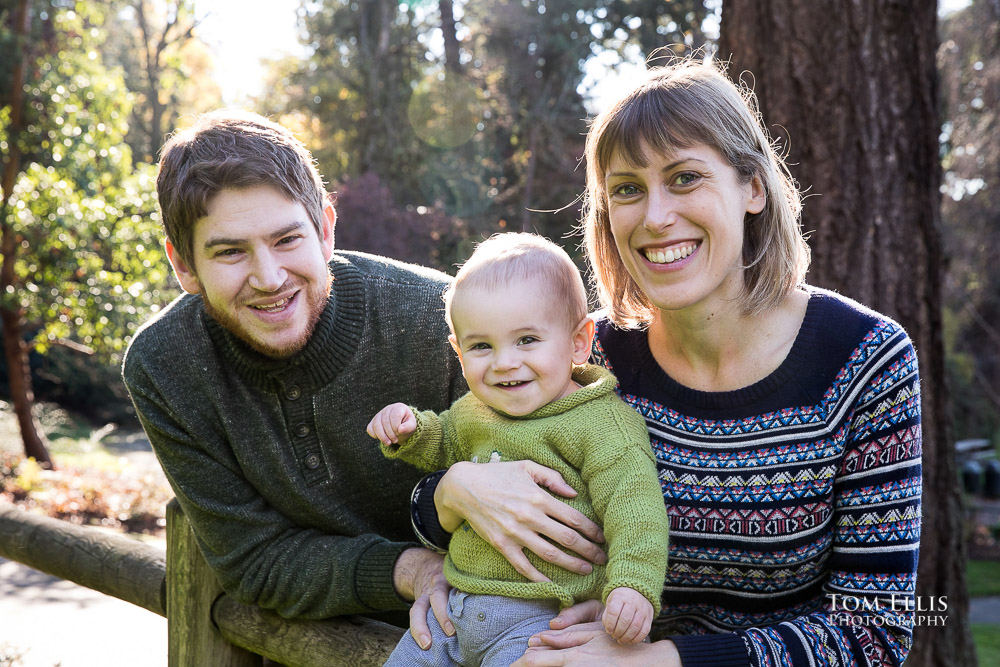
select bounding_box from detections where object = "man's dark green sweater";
[122,251,465,619]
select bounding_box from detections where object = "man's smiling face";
[167,185,335,359]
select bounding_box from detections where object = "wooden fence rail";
[0,500,403,666]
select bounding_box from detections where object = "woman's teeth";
[644,244,696,264]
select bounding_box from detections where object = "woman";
[412,59,922,666]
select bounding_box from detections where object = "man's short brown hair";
[157,110,329,268]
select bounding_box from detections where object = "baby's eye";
[517,336,538,345]
[470,342,491,351]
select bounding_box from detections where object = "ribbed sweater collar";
[203,254,366,392]
[511,364,616,420]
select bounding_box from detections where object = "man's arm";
[126,359,418,619]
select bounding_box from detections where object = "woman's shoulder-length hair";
[582,58,810,329]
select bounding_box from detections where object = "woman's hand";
[512,611,682,667]
[513,622,681,666]
[435,460,607,581]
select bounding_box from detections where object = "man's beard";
[203,271,333,359]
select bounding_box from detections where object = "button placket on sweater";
[279,380,328,486]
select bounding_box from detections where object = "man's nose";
[248,252,288,292]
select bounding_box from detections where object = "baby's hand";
[366,403,416,446]
[602,587,653,644]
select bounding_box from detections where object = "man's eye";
[278,235,301,245]
[215,248,241,257]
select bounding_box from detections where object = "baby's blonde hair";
[445,233,588,334]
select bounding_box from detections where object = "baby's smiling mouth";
[496,380,529,388]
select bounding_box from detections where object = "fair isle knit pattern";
[592,287,921,667]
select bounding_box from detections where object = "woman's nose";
[643,189,678,234]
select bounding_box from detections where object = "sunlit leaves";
[3,1,179,367]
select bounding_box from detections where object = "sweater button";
[477,612,486,621]
[285,386,301,400]
[295,424,310,437]
[305,453,321,470]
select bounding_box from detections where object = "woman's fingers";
[438,460,607,573]
[548,599,604,630]
[524,462,606,544]
[528,621,607,649]
[480,506,602,577]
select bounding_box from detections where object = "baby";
[368,233,668,666]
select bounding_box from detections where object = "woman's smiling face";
[604,142,765,317]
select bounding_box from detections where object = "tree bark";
[719,1,972,665]
[1,0,53,468]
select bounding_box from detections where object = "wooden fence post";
[166,499,262,667]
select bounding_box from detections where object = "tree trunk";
[1,0,53,468]
[720,1,972,665]
[440,0,461,74]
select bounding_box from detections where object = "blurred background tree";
[103,0,220,163]
[0,0,189,465]
[257,0,712,271]
[939,0,1000,448]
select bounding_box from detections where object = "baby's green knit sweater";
[383,364,669,612]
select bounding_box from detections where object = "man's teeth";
[644,244,697,264]
[251,296,291,312]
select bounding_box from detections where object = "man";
[122,110,465,625]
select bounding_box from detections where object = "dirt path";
[1,555,167,667]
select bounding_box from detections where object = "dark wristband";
[410,470,451,554]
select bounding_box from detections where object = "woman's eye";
[673,172,699,187]
[611,183,640,197]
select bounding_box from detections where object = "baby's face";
[450,279,588,417]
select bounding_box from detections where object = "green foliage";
[2,2,179,369]
[967,560,1000,598]
[973,624,1000,666]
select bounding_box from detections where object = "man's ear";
[320,202,336,261]
[571,316,596,365]
[165,239,202,295]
